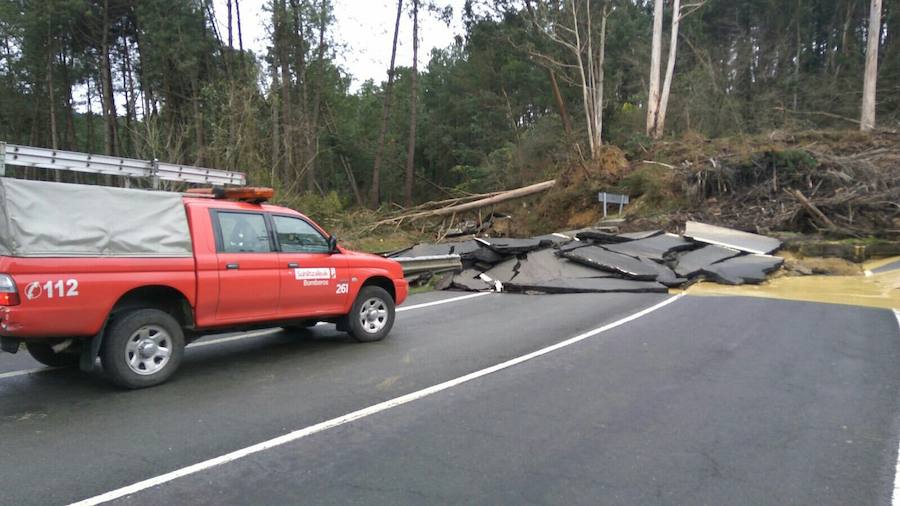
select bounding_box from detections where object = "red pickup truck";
[0,179,407,388]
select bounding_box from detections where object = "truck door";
[271,215,349,317]
[213,210,280,322]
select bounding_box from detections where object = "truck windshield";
[273,216,330,254]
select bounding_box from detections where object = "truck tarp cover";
[0,178,192,257]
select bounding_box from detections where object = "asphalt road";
[1,290,899,505]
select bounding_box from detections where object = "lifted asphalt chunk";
[507,277,667,294]
[512,249,613,284]
[476,237,552,255]
[451,269,493,291]
[700,254,784,285]
[602,233,695,262]
[684,221,782,255]
[561,246,661,280]
[673,244,742,277]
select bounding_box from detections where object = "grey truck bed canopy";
[0,178,192,257]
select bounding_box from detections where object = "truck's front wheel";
[101,309,185,389]
[347,286,395,343]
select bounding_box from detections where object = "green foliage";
[0,0,896,213]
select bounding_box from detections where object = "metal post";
[0,142,6,177]
[602,193,608,218]
[150,159,160,190]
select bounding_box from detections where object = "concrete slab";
[450,269,493,291]
[674,245,743,277]
[700,254,784,285]
[476,237,552,255]
[602,233,695,261]
[513,249,612,284]
[561,246,661,280]
[507,277,668,294]
[684,221,782,255]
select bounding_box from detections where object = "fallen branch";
[373,180,556,228]
[788,189,837,230]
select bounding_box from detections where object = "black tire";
[101,308,185,389]
[347,286,395,343]
[25,341,80,367]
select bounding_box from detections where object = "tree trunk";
[270,74,281,186]
[369,0,404,208]
[549,70,573,137]
[276,0,293,181]
[403,0,419,206]
[99,0,118,156]
[227,0,233,48]
[235,0,244,51]
[652,0,681,140]
[46,30,58,151]
[308,0,327,194]
[86,78,96,153]
[860,0,882,131]
[646,0,664,136]
[192,83,205,166]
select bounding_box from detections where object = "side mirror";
[328,235,338,254]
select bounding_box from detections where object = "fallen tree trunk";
[375,179,556,227]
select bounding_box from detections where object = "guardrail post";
[150,159,160,190]
[0,142,6,177]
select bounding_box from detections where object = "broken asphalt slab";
[481,257,521,283]
[507,277,668,294]
[476,237,552,255]
[617,230,663,240]
[450,269,493,291]
[684,221,782,255]
[511,248,614,284]
[561,246,662,281]
[673,245,743,277]
[602,233,695,262]
[700,254,785,285]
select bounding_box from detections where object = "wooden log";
[403,180,556,220]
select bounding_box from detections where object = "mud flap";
[1,337,20,354]
[79,327,105,372]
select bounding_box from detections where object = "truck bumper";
[394,278,409,306]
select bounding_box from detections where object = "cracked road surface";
[1,290,899,505]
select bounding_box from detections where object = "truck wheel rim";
[359,297,388,334]
[125,325,172,376]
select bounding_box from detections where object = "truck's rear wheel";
[347,286,395,342]
[25,342,80,368]
[101,309,185,389]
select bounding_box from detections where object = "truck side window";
[273,216,330,253]
[217,212,272,253]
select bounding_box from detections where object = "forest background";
[0,0,895,236]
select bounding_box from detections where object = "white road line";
[396,292,491,312]
[0,366,61,380]
[892,309,900,506]
[0,292,492,381]
[68,293,683,506]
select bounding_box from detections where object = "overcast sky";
[211,0,466,91]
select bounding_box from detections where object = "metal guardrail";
[393,255,463,276]
[0,142,246,186]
